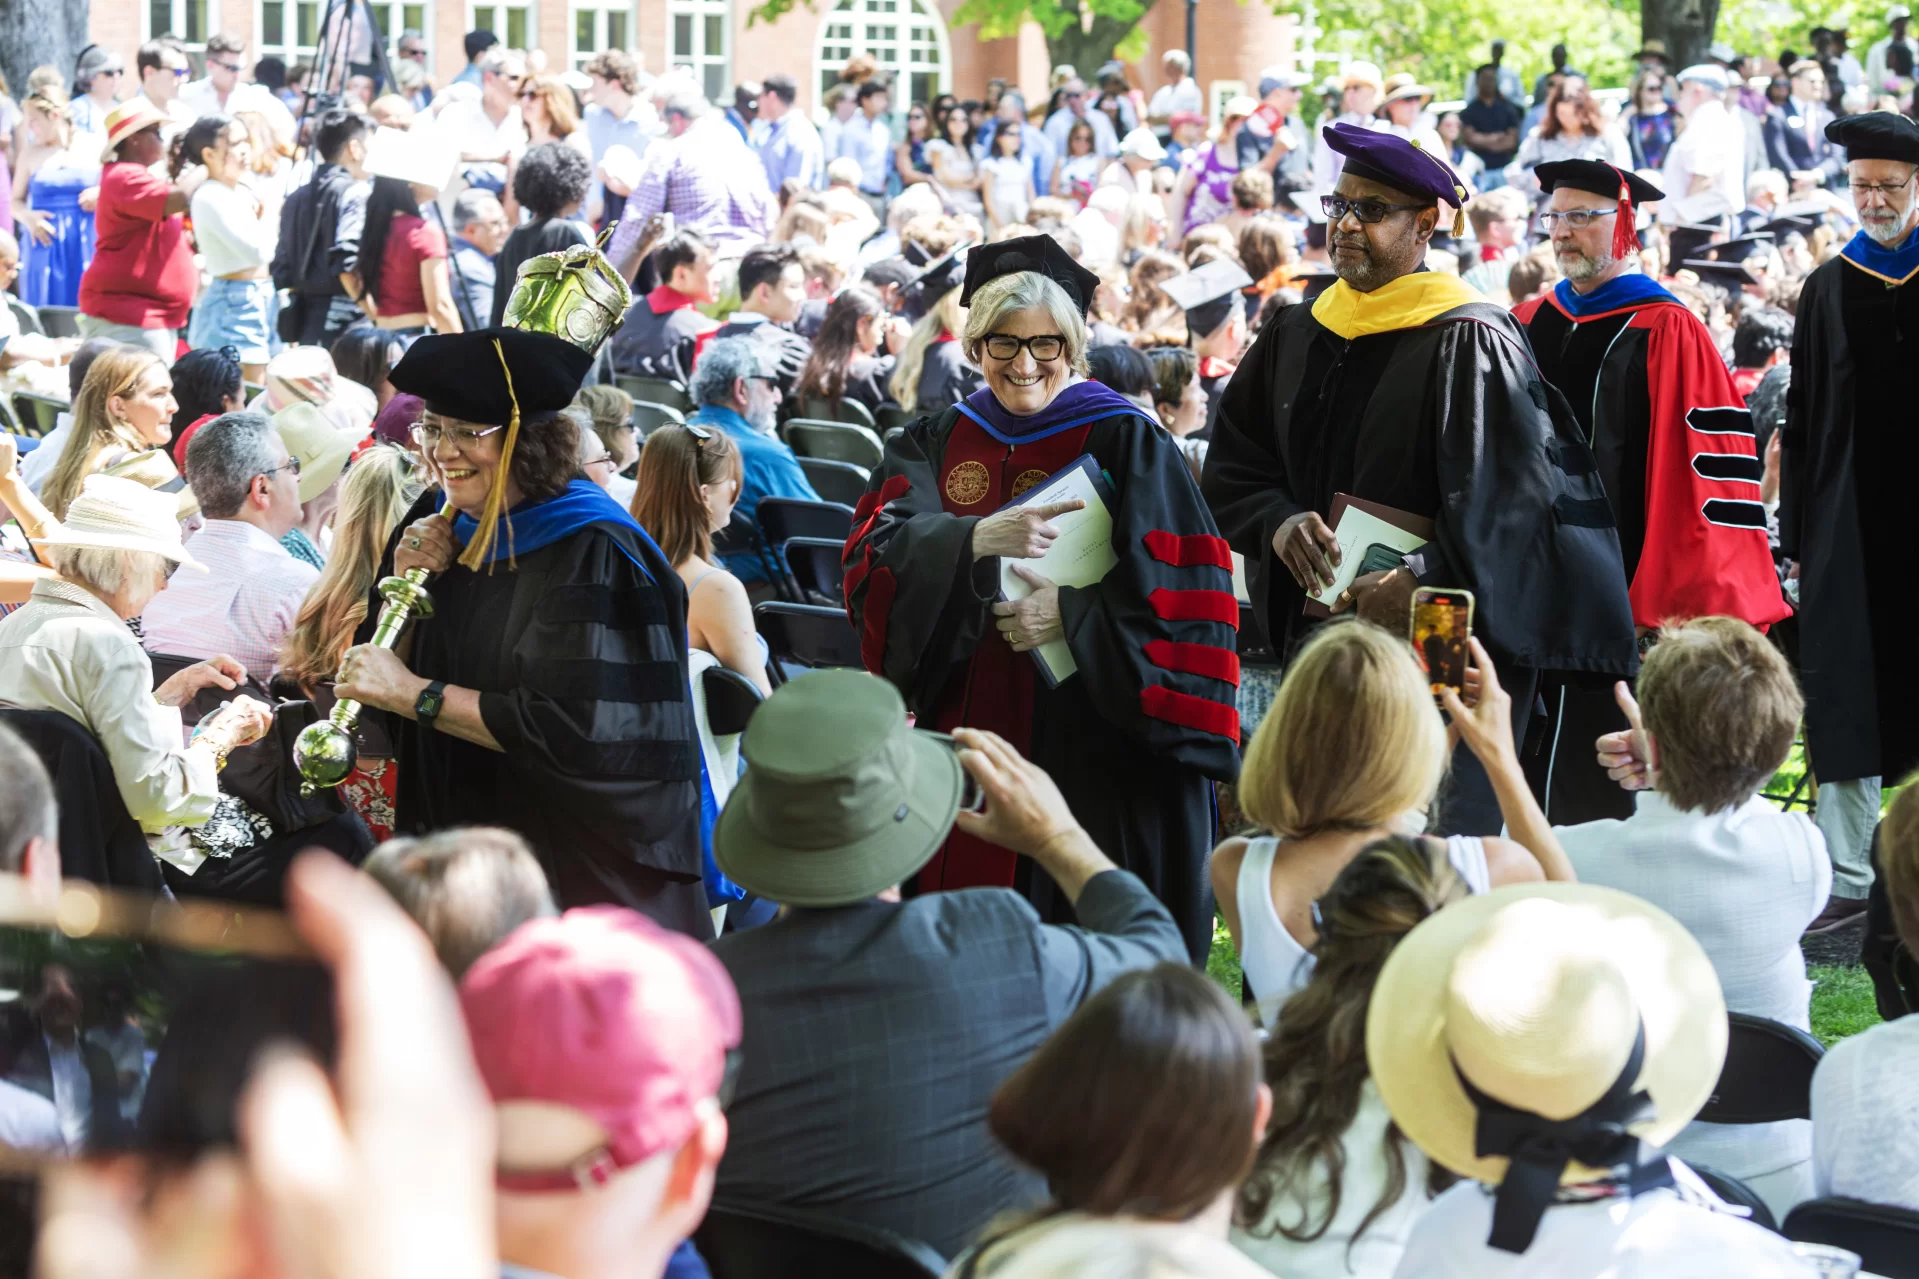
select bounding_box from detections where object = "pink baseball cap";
[460,906,743,1192]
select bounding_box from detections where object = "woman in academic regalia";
[845,235,1241,961]
[332,283,710,937]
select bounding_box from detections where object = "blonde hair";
[572,384,635,454]
[1636,617,1802,814]
[44,348,169,520]
[521,74,580,138]
[278,444,425,688]
[1238,620,1448,837]
[630,424,743,567]
[890,289,966,408]
[961,271,1090,377]
[1117,195,1168,259]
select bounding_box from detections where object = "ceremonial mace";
[292,511,447,795]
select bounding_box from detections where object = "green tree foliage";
[1299,0,1642,97]
[748,0,1147,81]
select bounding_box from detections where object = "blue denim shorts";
[187,277,279,364]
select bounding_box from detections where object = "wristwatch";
[415,680,447,733]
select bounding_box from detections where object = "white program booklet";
[998,455,1117,686]
[1306,504,1430,610]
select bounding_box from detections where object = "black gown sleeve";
[1202,310,1310,570]
[475,527,703,878]
[1423,311,1637,676]
[1059,416,1243,781]
[842,411,1000,712]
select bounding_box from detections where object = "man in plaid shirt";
[607,83,778,265]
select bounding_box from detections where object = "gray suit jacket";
[709,870,1187,1260]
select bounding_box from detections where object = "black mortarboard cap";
[959,233,1102,314]
[1292,265,1341,300]
[1704,232,1775,263]
[1827,110,1919,162]
[900,243,971,323]
[1534,159,1666,205]
[389,327,596,426]
[1682,258,1763,293]
[1160,258,1256,338]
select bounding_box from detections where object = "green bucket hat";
[713,670,964,907]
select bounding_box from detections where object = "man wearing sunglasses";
[1206,123,1637,836]
[129,37,195,139]
[1780,112,1919,932]
[1511,159,1788,828]
[179,32,295,139]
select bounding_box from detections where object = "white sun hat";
[31,474,207,572]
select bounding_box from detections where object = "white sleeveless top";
[1236,834,1492,1029]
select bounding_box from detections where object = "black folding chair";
[713,513,784,588]
[1785,1197,1919,1277]
[757,496,854,546]
[786,420,885,470]
[700,665,765,737]
[36,304,80,337]
[754,601,862,686]
[0,708,166,894]
[630,399,685,437]
[6,296,43,336]
[615,374,692,413]
[1687,1164,1778,1233]
[876,404,913,433]
[1696,1012,1824,1125]
[800,396,880,430]
[12,392,65,440]
[799,457,871,507]
[782,536,847,606]
[696,1200,946,1279]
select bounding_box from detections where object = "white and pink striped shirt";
[139,519,320,679]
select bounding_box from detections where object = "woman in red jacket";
[75,102,200,361]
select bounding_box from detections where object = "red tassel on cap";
[1609,165,1636,262]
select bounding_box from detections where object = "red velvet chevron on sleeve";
[1141,684,1241,742]
[1148,587,1240,626]
[1143,529,1233,570]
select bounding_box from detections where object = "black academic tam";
[390,328,597,426]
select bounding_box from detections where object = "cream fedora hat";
[1367,883,1726,1242]
[32,474,207,571]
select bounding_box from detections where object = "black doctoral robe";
[843,383,1242,961]
[1781,251,1919,784]
[1206,285,1637,831]
[362,483,711,937]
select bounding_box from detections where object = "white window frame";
[813,0,951,111]
[667,0,731,107]
[254,0,435,78]
[570,0,634,70]
[467,0,538,53]
[145,0,216,58]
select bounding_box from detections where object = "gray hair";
[662,84,709,121]
[362,826,557,977]
[451,188,502,232]
[0,721,56,875]
[690,336,764,409]
[43,545,169,596]
[1163,49,1191,74]
[572,407,606,465]
[961,271,1090,377]
[185,411,282,519]
[478,46,522,77]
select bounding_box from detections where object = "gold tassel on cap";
[456,338,523,572]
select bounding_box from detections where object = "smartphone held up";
[1410,587,1475,696]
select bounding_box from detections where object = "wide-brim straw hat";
[1384,74,1433,104]
[31,474,206,571]
[1340,61,1386,93]
[273,402,371,505]
[100,448,199,521]
[713,669,963,907]
[101,101,168,163]
[1367,882,1727,1187]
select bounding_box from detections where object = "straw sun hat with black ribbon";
[1366,882,1728,1255]
[31,474,207,572]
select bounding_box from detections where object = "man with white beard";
[1510,158,1788,827]
[1780,111,1919,934]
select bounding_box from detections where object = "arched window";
[814,0,950,109]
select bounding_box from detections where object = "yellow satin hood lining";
[1310,271,1487,340]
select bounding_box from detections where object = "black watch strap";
[416,680,447,733]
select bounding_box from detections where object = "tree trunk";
[1641,0,1721,75]
[1043,4,1138,87]
[0,0,88,117]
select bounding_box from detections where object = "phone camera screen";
[1412,596,1471,694]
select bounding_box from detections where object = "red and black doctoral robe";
[843,381,1241,961]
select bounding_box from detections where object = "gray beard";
[1559,250,1614,282]
[1863,211,1916,245]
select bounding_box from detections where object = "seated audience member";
[0,722,61,903]
[1460,187,1528,299]
[461,906,739,1279]
[330,325,406,413]
[572,384,639,507]
[1376,885,1819,1278]
[684,338,819,591]
[1234,837,1469,1279]
[861,255,916,312]
[139,412,319,677]
[1237,215,1296,298]
[0,476,280,886]
[255,344,378,434]
[1729,306,1793,399]
[795,246,847,338]
[1814,782,1919,1209]
[631,423,770,694]
[1086,341,1156,413]
[708,673,1190,1259]
[1145,345,1208,480]
[363,826,556,977]
[448,188,508,333]
[708,241,812,399]
[890,252,981,414]
[268,401,362,570]
[609,228,722,384]
[950,964,1274,1278]
[1211,621,1569,1029]
[793,286,898,417]
[166,345,248,465]
[41,347,177,521]
[19,339,124,495]
[1565,618,1825,1217]
[490,142,594,327]
[276,442,421,840]
[0,233,80,373]
[1503,243,1560,307]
